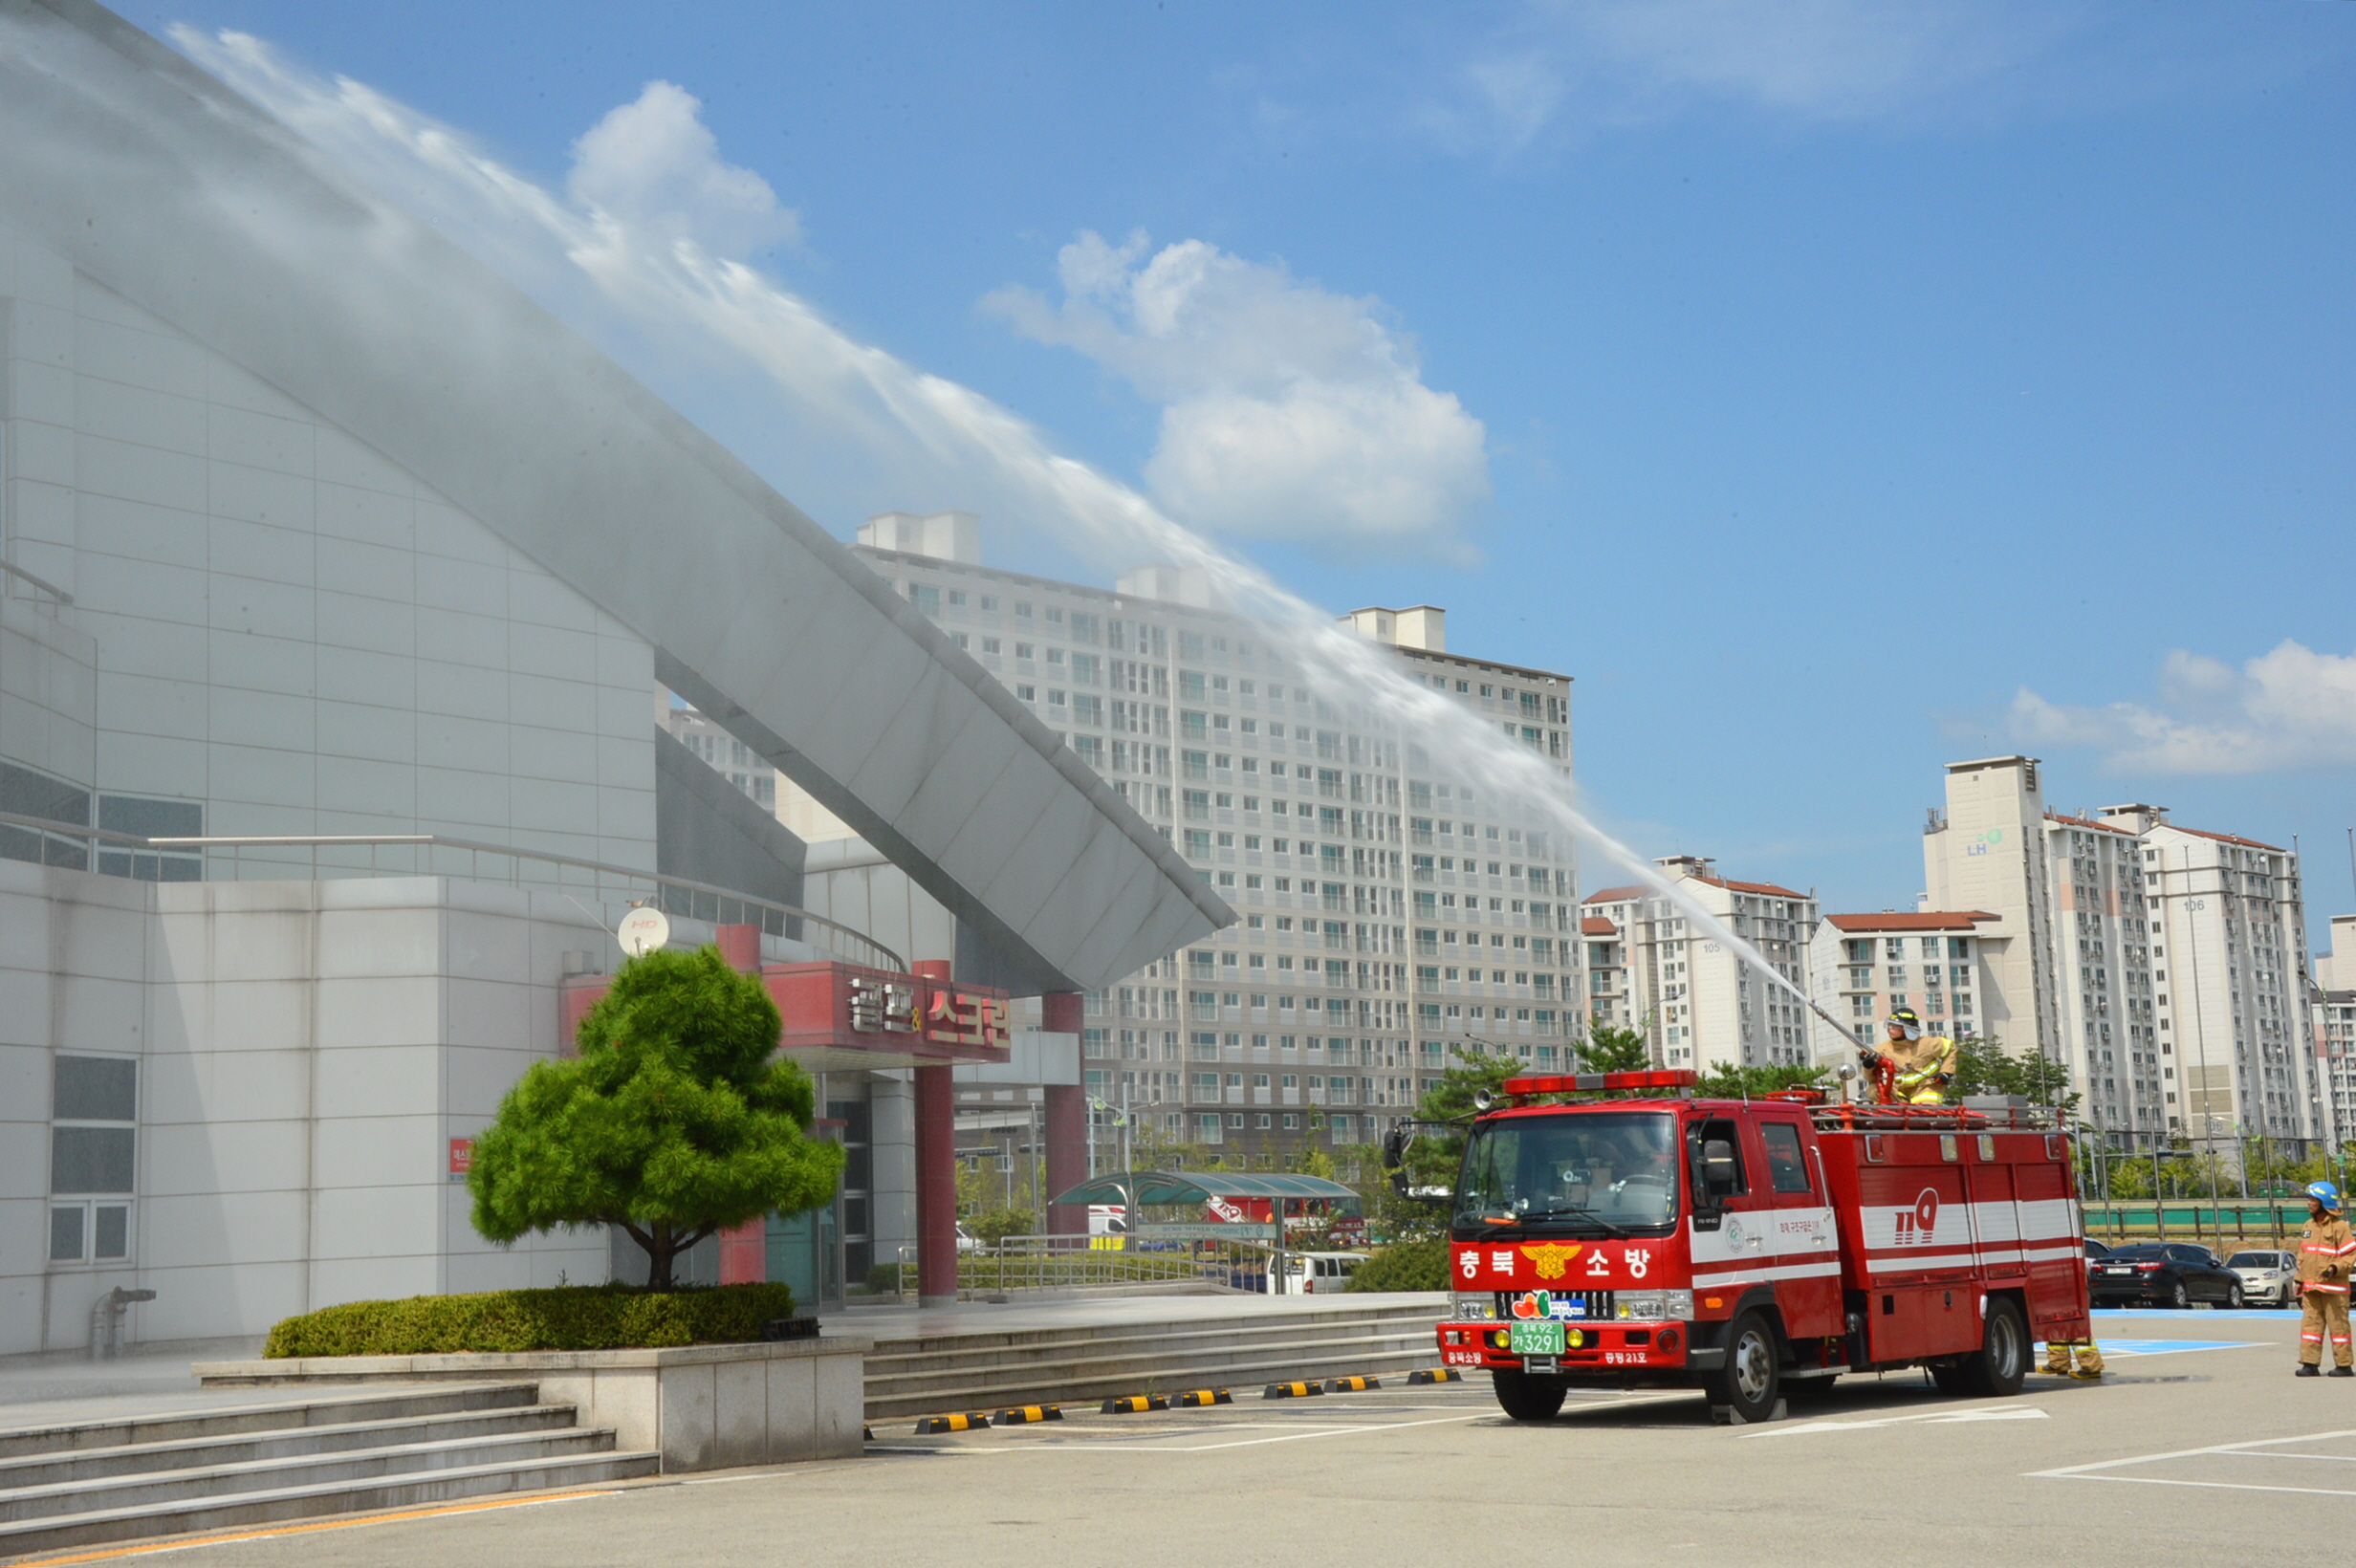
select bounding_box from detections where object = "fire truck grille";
[1495,1289,1615,1321]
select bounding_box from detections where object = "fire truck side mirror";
[1701,1139,1739,1197]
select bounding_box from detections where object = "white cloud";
[1425,0,2086,152]
[986,232,1489,556]
[567,81,799,256]
[2010,642,2356,774]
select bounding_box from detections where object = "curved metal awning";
[1051,1171,1363,1207]
[0,0,1229,993]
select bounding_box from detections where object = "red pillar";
[716,924,767,1285]
[1041,991,1089,1237]
[913,959,958,1305]
[714,922,762,971]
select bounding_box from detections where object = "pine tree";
[1578,1019,1653,1073]
[469,946,844,1288]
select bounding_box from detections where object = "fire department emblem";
[1519,1242,1582,1280]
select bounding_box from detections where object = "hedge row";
[1346,1239,1449,1293]
[264,1282,797,1358]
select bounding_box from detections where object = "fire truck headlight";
[1451,1293,1497,1320]
[1613,1290,1695,1321]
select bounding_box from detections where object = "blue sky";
[124,1,2356,930]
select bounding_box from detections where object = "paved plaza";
[2,1307,2344,1567]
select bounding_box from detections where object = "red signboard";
[768,962,1013,1061]
[559,960,1013,1064]
[447,1138,473,1178]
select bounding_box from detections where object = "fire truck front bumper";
[1435,1320,1694,1376]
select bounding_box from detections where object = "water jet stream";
[38,20,1865,1069]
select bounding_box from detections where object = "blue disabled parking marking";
[2093,1309,2303,1321]
[2092,1339,2267,1358]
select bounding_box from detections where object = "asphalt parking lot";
[21,1308,2350,1568]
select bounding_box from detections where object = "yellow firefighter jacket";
[2298,1213,2356,1294]
[1887,1034,1957,1104]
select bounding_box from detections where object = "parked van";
[1276,1252,1369,1295]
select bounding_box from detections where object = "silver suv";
[2226,1249,2299,1309]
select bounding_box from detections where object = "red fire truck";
[1432,1068,2092,1424]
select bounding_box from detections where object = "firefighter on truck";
[1860,1007,1955,1106]
[1432,1067,2093,1425]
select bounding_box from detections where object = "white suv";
[2226,1249,2299,1308]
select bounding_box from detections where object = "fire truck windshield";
[1452,1111,1681,1235]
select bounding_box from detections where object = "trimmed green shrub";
[263,1282,796,1358]
[1346,1239,1449,1293]
[469,947,843,1289]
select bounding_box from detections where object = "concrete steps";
[864,1301,1449,1421]
[0,1383,657,1557]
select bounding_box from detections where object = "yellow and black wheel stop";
[992,1405,1065,1426]
[1101,1394,1171,1413]
[913,1412,993,1434]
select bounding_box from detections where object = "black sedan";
[2088,1242,2245,1309]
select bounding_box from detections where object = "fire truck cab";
[1433,1069,2092,1425]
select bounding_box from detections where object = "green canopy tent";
[1049,1171,1364,1238]
[1051,1171,1363,1208]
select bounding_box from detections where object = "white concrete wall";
[0,231,656,870]
[796,839,958,968]
[0,859,617,1356]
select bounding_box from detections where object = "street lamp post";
[2178,847,2230,1252]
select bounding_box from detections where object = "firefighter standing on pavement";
[2296,1181,2356,1377]
[2043,1332,2105,1380]
[1860,1008,1957,1106]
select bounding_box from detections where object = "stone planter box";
[193,1337,871,1472]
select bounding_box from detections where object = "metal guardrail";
[0,558,75,606]
[0,808,903,971]
[886,1232,1296,1299]
[2082,1200,2318,1244]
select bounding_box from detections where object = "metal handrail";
[884,1232,1285,1299]
[0,558,75,605]
[0,807,903,971]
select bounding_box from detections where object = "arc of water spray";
[155,25,1873,1068]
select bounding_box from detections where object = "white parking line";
[1743,1405,2049,1440]
[1046,1412,1492,1451]
[2029,1426,2356,1497]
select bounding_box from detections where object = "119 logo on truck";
[1432,1069,2091,1424]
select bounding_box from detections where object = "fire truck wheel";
[1491,1367,1569,1423]
[1962,1297,2029,1398]
[1710,1311,1781,1425]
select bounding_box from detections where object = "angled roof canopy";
[0,0,1228,990]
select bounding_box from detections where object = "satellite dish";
[617,906,670,958]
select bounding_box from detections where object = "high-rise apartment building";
[2317,915,2355,1155]
[1582,859,1819,1071]
[1921,756,2321,1151]
[1806,911,2002,1059]
[830,514,1580,1156]
[2102,804,2322,1150]
[660,696,777,812]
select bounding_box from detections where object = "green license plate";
[1508,1320,1565,1356]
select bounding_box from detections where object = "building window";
[50,1055,136,1265]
